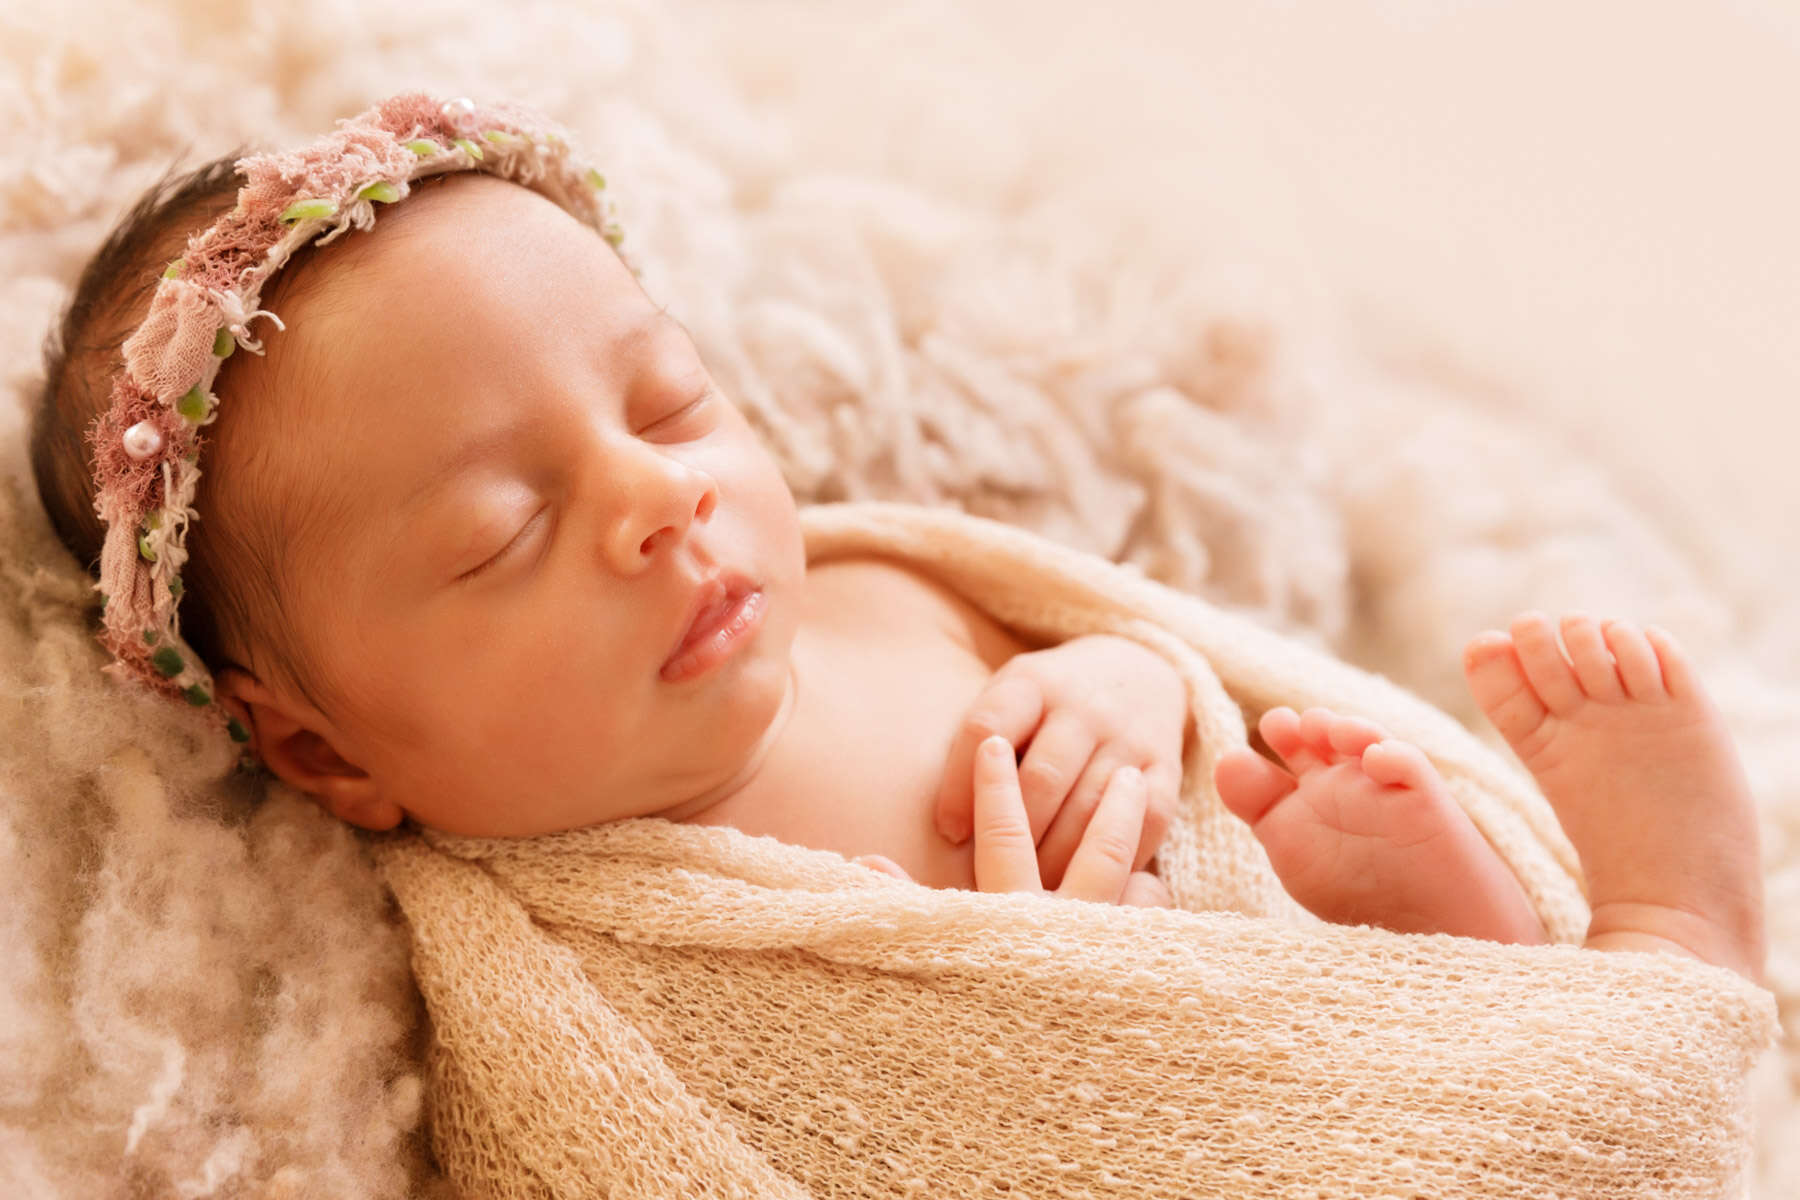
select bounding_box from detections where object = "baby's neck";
[650,564,869,827]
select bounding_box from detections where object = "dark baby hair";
[29,149,347,733]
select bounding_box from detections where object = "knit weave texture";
[373,500,1778,1199]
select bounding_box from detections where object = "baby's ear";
[213,666,404,831]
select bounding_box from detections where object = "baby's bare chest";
[692,559,1037,889]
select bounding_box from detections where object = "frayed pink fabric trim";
[86,91,626,752]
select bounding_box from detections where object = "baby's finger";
[970,734,1045,896]
[851,854,913,882]
[1055,766,1147,904]
[1033,749,1121,890]
[935,676,1045,845]
[1133,760,1182,873]
[1120,869,1173,909]
[1014,715,1100,843]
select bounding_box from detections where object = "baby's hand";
[863,737,1172,907]
[933,634,1188,890]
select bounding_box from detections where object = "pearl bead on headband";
[86,91,628,763]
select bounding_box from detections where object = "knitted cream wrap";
[371,500,1778,1199]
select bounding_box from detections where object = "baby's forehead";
[220,175,634,528]
[318,179,597,316]
[271,175,635,395]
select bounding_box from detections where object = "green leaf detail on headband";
[168,576,183,599]
[162,258,185,280]
[213,327,235,358]
[483,130,519,146]
[145,509,163,531]
[603,224,624,249]
[453,138,484,161]
[177,387,209,422]
[226,716,251,743]
[586,168,606,191]
[405,139,440,157]
[142,629,158,645]
[279,197,339,224]
[182,684,212,707]
[150,646,183,678]
[99,594,108,614]
[357,180,401,204]
[137,535,156,562]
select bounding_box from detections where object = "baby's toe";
[1509,611,1585,716]
[1298,707,1344,763]
[1214,747,1297,826]
[1361,739,1435,791]
[1326,713,1389,760]
[1560,613,1624,701]
[1642,623,1701,703]
[1260,707,1327,774]
[1600,619,1666,701]
[1464,630,1550,750]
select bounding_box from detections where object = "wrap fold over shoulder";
[369,500,1778,1199]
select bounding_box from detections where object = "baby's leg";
[1464,612,1766,983]
[1215,707,1547,943]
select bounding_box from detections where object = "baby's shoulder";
[807,555,957,625]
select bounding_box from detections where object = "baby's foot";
[1464,612,1766,983]
[1215,707,1547,942]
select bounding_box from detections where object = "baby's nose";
[602,450,717,568]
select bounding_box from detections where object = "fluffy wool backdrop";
[1,1,1795,1195]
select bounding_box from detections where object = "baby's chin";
[709,636,800,775]
[648,643,800,825]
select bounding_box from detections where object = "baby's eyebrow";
[395,309,683,517]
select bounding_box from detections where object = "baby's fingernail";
[855,855,903,879]
[939,816,970,845]
[981,735,1010,760]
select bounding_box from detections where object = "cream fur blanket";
[375,499,1776,1197]
[4,1,1799,1197]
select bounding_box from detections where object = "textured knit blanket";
[373,500,1778,1199]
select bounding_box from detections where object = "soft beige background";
[703,0,1799,622]
[1188,1,1800,614]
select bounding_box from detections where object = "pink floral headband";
[86,91,626,760]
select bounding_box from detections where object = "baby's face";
[219,172,806,836]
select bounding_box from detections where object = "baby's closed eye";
[459,508,550,581]
[638,384,717,437]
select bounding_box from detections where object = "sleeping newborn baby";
[34,168,1765,985]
